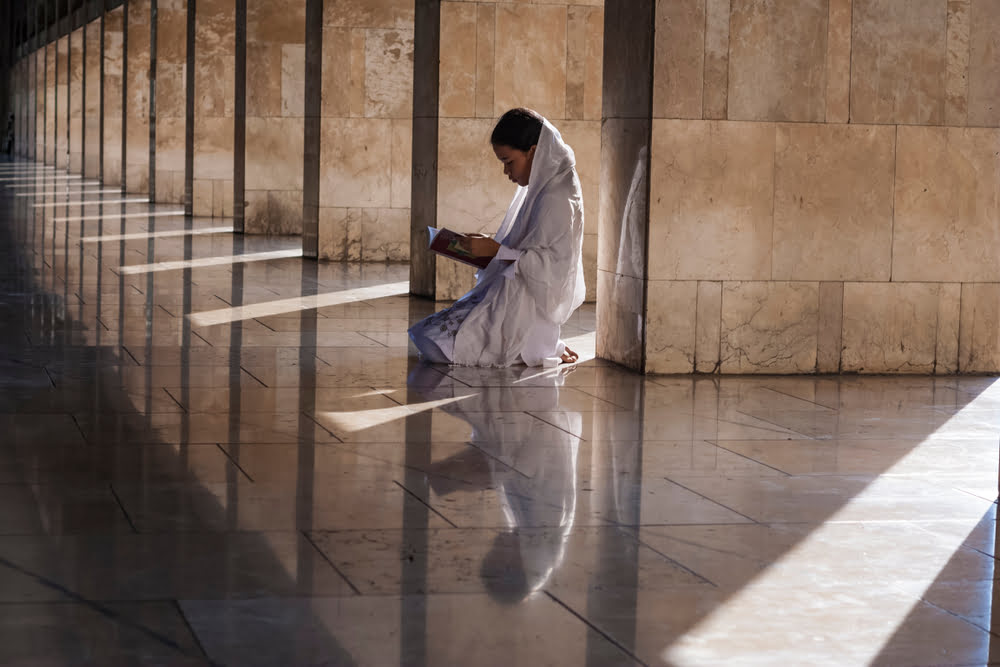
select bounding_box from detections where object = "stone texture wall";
[83,18,102,178]
[317,0,415,261]
[600,0,1000,374]
[68,27,84,173]
[412,0,603,301]
[44,44,55,164]
[55,36,68,169]
[193,0,235,217]
[126,0,151,193]
[244,1,306,234]
[103,7,124,185]
[155,0,188,203]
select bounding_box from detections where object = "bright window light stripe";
[33,197,149,208]
[54,209,186,223]
[17,188,124,197]
[188,281,410,327]
[119,248,303,276]
[0,174,83,183]
[82,226,234,243]
[7,180,102,189]
[316,393,476,434]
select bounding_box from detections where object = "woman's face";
[493,143,536,187]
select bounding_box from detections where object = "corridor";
[0,160,997,665]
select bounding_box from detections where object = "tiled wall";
[244,1,306,234]
[68,27,84,174]
[103,7,124,185]
[155,0,188,204]
[34,49,44,161]
[125,0,151,193]
[606,0,1000,374]
[55,36,69,170]
[193,0,235,217]
[317,0,414,261]
[83,18,102,178]
[44,44,55,164]
[427,0,603,301]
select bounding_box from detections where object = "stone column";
[69,26,84,173]
[317,0,414,261]
[193,0,235,218]
[243,1,306,234]
[102,6,124,185]
[55,35,68,169]
[599,0,1000,375]
[83,15,102,178]
[409,0,604,301]
[154,0,186,203]
[125,0,151,192]
[44,42,55,164]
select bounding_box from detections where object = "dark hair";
[490,108,543,152]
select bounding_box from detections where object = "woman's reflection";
[407,363,580,603]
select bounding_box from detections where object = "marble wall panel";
[648,119,775,281]
[319,117,393,209]
[155,2,187,202]
[596,269,645,370]
[440,2,478,118]
[46,44,57,165]
[817,281,844,373]
[772,123,894,281]
[494,4,567,120]
[653,0,705,119]
[247,0,306,233]
[850,0,947,125]
[936,282,961,374]
[892,126,1000,282]
[645,280,699,373]
[103,9,125,185]
[55,37,68,169]
[325,0,415,29]
[946,0,971,126]
[703,0,732,120]
[69,28,84,174]
[318,207,362,261]
[566,5,603,121]
[841,282,942,374]
[126,0,151,193]
[720,282,819,374]
[695,281,723,373]
[727,0,829,122]
[365,29,414,118]
[967,0,1000,126]
[194,0,236,217]
[959,283,1000,372]
[390,119,412,210]
[825,0,852,122]
[35,50,44,161]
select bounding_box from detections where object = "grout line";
[172,599,220,664]
[215,444,255,483]
[392,480,458,528]
[108,483,139,533]
[543,591,651,667]
[302,530,364,596]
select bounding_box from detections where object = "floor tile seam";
[704,440,794,477]
[356,331,389,348]
[300,530,363,596]
[611,526,718,587]
[298,411,343,443]
[727,409,820,439]
[522,410,588,441]
[660,476,761,525]
[390,480,459,528]
[913,595,1000,639]
[172,599,218,665]
[238,365,268,388]
[108,483,139,533]
[542,590,650,667]
[214,444,255,483]
[757,386,841,412]
[121,345,141,366]
[190,330,215,347]
[0,550,211,663]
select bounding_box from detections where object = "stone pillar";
[193,0,235,218]
[125,0,151,193]
[44,42,55,164]
[599,0,1000,375]
[154,0,186,203]
[317,0,414,261]
[69,26,84,173]
[102,6,124,185]
[83,16,102,178]
[409,0,603,301]
[243,1,306,234]
[55,35,68,169]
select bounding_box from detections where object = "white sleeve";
[494,244,523,279]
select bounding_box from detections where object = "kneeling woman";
[409,108,586,368]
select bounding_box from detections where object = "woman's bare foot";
[560,347,579,364]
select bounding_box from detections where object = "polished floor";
[0,160,997,666]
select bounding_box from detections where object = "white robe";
[409,119,586,367]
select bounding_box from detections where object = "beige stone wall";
[431,0,603,301]
[628,0,1000,374]
[103,7,124,185]
[155,0,187,203]
[193,0,235,217]
[84,19,102,178]
[45,44,56,164]
[317,0,414,260]
[244,1,305,234]
[35,49,45,161]
[55,36,69,169]
[126,0,151,193]
[68,28,84,173]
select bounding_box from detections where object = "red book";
[427,227,493,269]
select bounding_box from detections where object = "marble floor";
[0,160,997,666]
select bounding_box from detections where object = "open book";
[427,227,493,269]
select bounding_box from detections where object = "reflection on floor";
[0,160,997,666]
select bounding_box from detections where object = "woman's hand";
[460,234,501,258]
